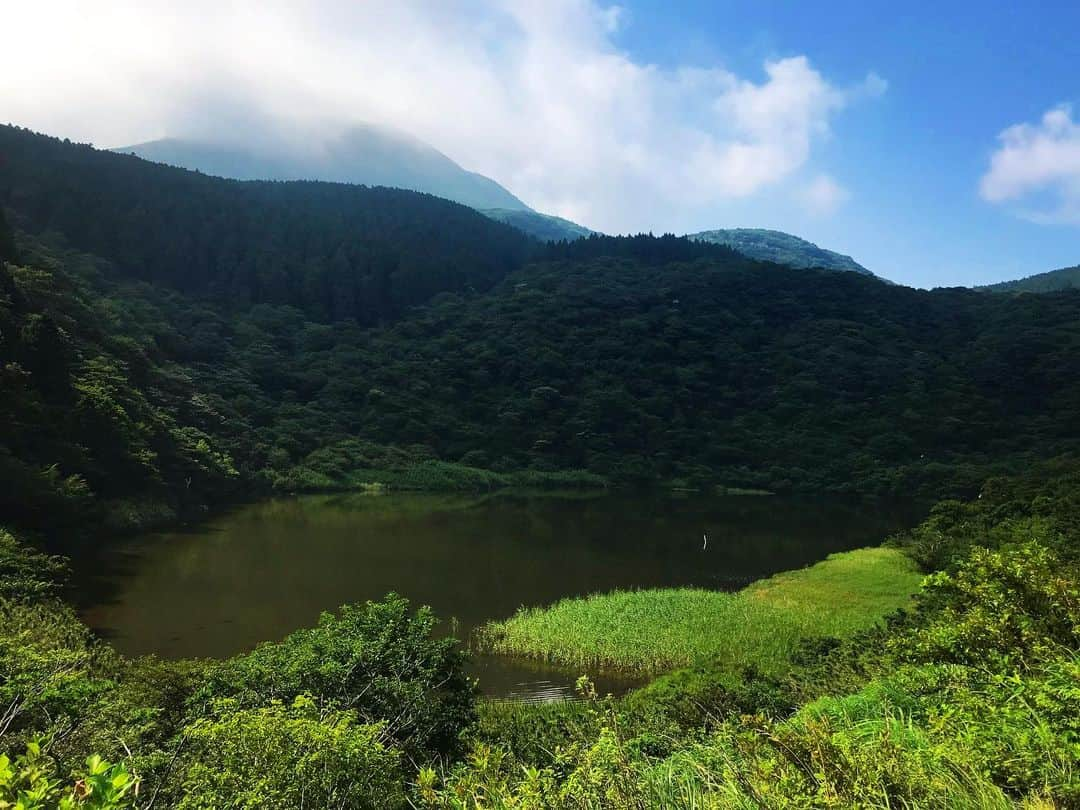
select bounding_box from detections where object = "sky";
[2,0,1078,287]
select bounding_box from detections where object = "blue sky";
[3,1,1077,287]
[608,1,1080,286]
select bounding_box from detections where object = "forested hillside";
[688,227,873,275]
[981,264,1080,293]
[4,125,1080,535]
[0,125,532,324]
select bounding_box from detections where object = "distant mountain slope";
[980,265,1080,293]
[117,124,530,212]
[0,125,533,324]
[482,208,593,242]
[687,228,872,275]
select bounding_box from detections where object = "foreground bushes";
[194,594,475,762]
[0,542,476,809]
[178,697,403,810]
[3,462,1080,807]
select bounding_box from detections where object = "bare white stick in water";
[702,533,708,551]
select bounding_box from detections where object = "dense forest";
[0,125,532,325]
[4,126,1080,536]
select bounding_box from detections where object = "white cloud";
[798,174,851,216]
[0,0,881,232]
[980,104,1080,225]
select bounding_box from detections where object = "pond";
[71,490,924,701]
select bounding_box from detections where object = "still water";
[72,490,923,700]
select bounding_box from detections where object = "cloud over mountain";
[2,0,881,232]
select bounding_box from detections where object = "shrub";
[192,594,475,761]
[178,696,404,810]
[0,741,137,809]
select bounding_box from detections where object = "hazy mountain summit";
[979,264,1080,293]
[118,123,530,212]
[687,228,872,276]
[117,124,599,242]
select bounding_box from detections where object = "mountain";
[687,228,872,275]
[979,264,1080,293]
[5,123,1080,533]
[0,124,532,324]
[481,208,594,242]
[117,124,530,212]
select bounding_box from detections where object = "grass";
[479,547,923,676]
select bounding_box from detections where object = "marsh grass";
[479,547,922,675]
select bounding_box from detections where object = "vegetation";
[5,128,1080,536]
[480,208,593,242]
[2,459,1080,806]
[480,547,922,674]
[981,263,1080,293]
[3,124,1080,806]
[687,227,873,275]
[0,125,532,326]
[425,465,1080,807]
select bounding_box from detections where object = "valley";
[1,124,1078,808]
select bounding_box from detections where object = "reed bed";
[479,547,923,675]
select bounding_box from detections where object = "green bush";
[0,599,113,743]
[0,742,136,810]
[0,528,66,601]
[898,541,1080,669]
[192,594,475,761]
[178,696,404,810]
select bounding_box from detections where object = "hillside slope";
[117,125,530,212]
[6,225,1080,536]
[5,126,1080,529]
[0,125,533,324]
[481,208,593,242]
[980,264,1080,293]
[688,228,872,275]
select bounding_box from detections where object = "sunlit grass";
[479,547,923,675]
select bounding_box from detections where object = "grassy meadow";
[479,547,923,675]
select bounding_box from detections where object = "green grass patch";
[479,547,923,676]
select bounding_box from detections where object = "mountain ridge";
[979,264,1080,293]
[687,228,873,276]
[116,125,531,212]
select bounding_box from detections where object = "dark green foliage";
[0,207,17,263]
[0,125,533,325]
[890,457,1080,569]
[193,594,475,761]
[624,664,796,730]
[0,245,237,529]
[5,125,1080,516]
[286,257,1080,494]
[0,528,66,601]
[981,263,1080,293]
